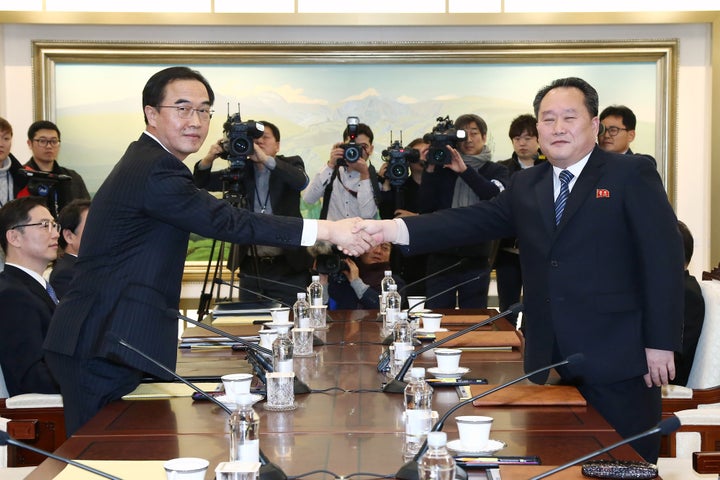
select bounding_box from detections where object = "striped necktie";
[554,169,574,226]
[46,282,59,304]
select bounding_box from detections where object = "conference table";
[26,309,646,479]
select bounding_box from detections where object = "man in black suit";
[42,66,374,435]
[0,196,60,395]
[193,120,312,306]
[49,198,90,299]
[356,77,683,462]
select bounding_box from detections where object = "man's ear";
[144,105,159,128]
[628,129,636,143]
[6,229,21,249]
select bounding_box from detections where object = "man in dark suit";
[0,196,60,395]
[49,198,90,299]
[42,66,374,435]
[193,120,312,306]
[356,77,684,462]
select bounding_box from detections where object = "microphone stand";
[395,353,585,480]
[215,278,292,308]
[112,334,288,480]
[382,303,523,393]
[175,311,312,395]
[398,258,466,296]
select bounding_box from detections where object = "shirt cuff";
[301,219,318,246]
[393,218,410,245]
[350,278,369,299]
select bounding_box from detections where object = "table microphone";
[214,278,292,308]
[0,430,121,479]
[382,275,483,344]
[395,353,585,480]
[530,415,681,479]
[398,258,467,295]
[110,333,288,480]
[383,302,523,393]
[173,310,312,395]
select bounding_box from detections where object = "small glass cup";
[265,372,296,411]
[163,457,209,480]
[292,327,314,357]
[215,461,261,480]
[309,305,327,329]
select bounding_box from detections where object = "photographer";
[418,113,509,308]
[303,120,379,220]
[193,120,312,306]
[317,242,405,310]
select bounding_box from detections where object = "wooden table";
[26,309,645,479]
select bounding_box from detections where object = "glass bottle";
[229,393,260,463]
[384,283,401,333]
[403,367,433,458]
[392,311,413,375]
[307,275,324,306]
[293,292,310,328]
[380,270,396,315]
[418,431,456,480]
[272,324,294,373]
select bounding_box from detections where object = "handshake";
[317,218,398,257]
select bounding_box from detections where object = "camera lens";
[389,163,408,180]
[428,147,447,165]
[344,145,361,163]
[231,137,252,156]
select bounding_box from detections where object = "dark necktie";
[555,169,574,226]
[46,282,59,304]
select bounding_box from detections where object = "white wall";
[0,22,711,276]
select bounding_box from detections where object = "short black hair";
[142,66,215,125]
[259,120,280,142]
[57,199,91,249]
[343,123,374,144]
[599,105,637,131]
[533,77,599,119]
[508,114,538,139]
[28,120,60,141]
[0,196,49,254]
[0,117,13,136]
[455,114,488,137]
[677,220,694,267]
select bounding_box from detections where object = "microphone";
[395,353,585,480]
[398,258,467,295]
[0,430,121,479]
[173,310,311,395]
[529,415,681,479]
[214,278,292,308]
[382,302,523,393]
[110,333,288,480]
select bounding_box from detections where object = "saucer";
[426,367,470,379]
[215,393,264,410]
[414,327,449,334]
[446,439,506,456]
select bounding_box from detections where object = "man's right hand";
[199,139,224,169]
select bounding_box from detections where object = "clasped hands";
[321,218,393,257]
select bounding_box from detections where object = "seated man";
[0,196,60,395]
[49,199,91,299]
[319,242,405,309]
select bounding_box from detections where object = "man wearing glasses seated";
[0,196,61,396]
[18,120,90,216]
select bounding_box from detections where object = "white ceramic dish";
[446,439,506,456]
[426,366,470,379]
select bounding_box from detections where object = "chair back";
[687,280,720,389]
[0,365,9,399]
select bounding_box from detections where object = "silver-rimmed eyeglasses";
[155,105,214,121]
[11,219,61,234]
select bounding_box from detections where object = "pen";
[454,456,541,466]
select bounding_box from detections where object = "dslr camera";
[381,140,420,187]
[337,116,363,166]
[220,111,264,170]
[423,115,466,166]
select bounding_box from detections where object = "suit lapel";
[556,147,606,233]
[4,265,56,310]
[533,164,556,237]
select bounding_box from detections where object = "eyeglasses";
[10,219,61,234]
[32,138,61,147]
[155,105,214,121]
[601,126,628,137]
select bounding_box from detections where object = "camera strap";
[319,167,339,220]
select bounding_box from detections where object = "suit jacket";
[0,265,59,395]
[49,253,77,300]
[404,146,684,384]
[193,155,312,271]
[44,133,304,378]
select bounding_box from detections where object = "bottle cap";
[384,270,392,276]
[410,367,425,379]
[312,275,320,282]
[297,292,306,299]
[426,431,447,448]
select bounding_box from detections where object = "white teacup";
[434,348,462,372]
[258,328,278,349]
[269,307,290,323]
[221,373,252,402]
[456,415,493,450]
[407,296,426,311]
[421,313,442,331]
[164,457,209,480]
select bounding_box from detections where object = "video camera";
[381,140,420,187]
[423,115,466,166]
[17,168,70,197]
[220,111,264,171]
[337,116,362,166]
